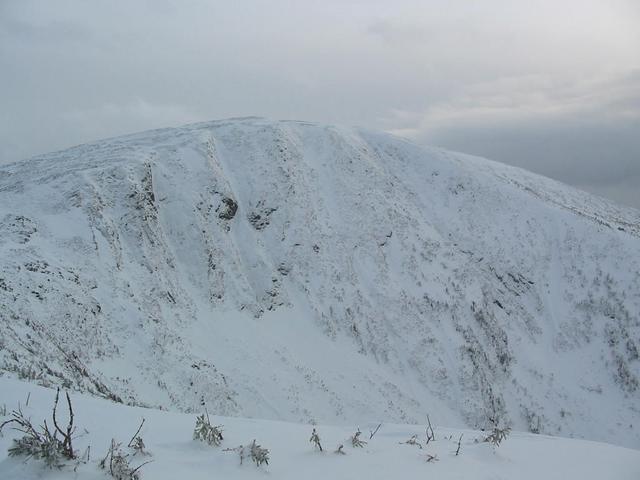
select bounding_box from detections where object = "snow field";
[1,378,639,480]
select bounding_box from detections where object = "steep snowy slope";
[1,117,638,447]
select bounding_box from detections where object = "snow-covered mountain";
[1,117,638,448]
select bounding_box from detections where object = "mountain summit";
[1,117,638,447]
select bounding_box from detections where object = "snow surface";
[1,117,639,449]
[1,378,639,480]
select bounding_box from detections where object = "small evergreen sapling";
[0,388,77,469]
[100,419,153,479]
[224,439,270,467]
[309,427,323,451]
[100,439,152,480]
[400,434,423,449]
[484,426,510,447]
[350,428,367,448]
[193,411,223,447]
[249,439,269,466]
[129,436,146,456]
[8,429,67,469]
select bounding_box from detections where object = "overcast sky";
[1,0,638,208]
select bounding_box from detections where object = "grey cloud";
[421,119,640,206]
[390,70,640,208]
[0,18,91,44]
[365,19,434,44]
[0,0,638,210]
[579,174,640,209]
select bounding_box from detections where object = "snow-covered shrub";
[249,439,270,466]
[350,428,367,448]
[224,439,270,466]
[193,413,223,447]
[100,439,151,480]
[0,389,76,469]
[129,436,147,456]
[400,434,423,449]
[127,418,149,456]
[522,406,542,434]
[484,426,510,447]
[8,431,67,468]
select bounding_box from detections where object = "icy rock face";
[0,117,639,447]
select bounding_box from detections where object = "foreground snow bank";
[1,378,638,480]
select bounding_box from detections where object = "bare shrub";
[127,418,149,456]
[425,415,435,444]
[455,433,463,455]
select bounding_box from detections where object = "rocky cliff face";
[1,117,638,447]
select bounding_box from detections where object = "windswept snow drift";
[0,117,639,448]
[1,378,639,480]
